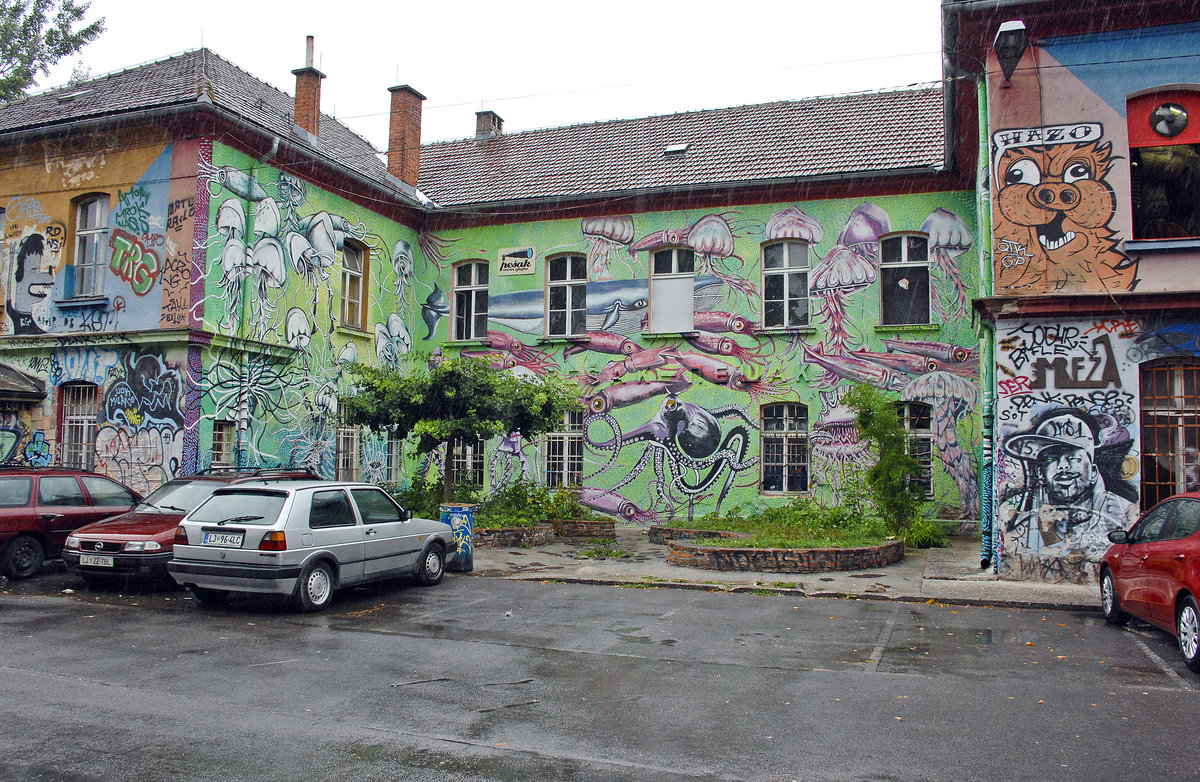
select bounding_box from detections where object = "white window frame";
[74,194,110,298]
[545,254,587,338]
[761,240,810,329]
[453,261,489,341]
[543,408,585,487]
[760,402,808,493]
[340,240,367,330]
[648,247,695,333]
[212,420,236,468]
[450,436,486,487]
[879,233,930,326]
[898,401,934,499]
[337,424,361,481]
[60,382,98,471]
[385,433,404,484]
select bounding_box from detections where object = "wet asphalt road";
[1,566,1197,782]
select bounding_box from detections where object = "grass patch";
[665,495,892,549]
[577,544,630,560]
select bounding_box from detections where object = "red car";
[0,468,141,579]
[1101,492,1200,672]
[62,468,318,583]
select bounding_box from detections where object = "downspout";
[975,76,998,571]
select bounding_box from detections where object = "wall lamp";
[994,20,1029,83]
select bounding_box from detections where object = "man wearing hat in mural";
[999,408,1138,577]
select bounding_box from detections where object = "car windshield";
[189,490,287,526]
[136,480,223,513]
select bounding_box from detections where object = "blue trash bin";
[439,503,476,572]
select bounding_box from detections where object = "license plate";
[79,554,113,567]
[202,532,244,548]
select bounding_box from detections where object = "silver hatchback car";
[168,480,457,612]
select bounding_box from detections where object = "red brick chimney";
[292,36,325,137]
[388,85,425,187]
[476,110,503,140]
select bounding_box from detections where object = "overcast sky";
[41,0,945,149]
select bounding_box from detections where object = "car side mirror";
[1108,530,1129,544]
[402,509,412,521]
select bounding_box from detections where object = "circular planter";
[552,518,617,539]
[472,524,555,548]
[656,528,904,573]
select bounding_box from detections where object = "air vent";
[56,89,93,103]
[664,143,690,155]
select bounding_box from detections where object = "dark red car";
[0,468,141,580]
[1101,492,1200,672]
[62,468,318,583]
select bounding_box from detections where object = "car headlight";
[124,541,162,552]
[65,535,80,549]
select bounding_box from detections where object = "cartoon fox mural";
[992,124,1136,294]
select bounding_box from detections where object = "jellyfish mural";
[629,212,757,298]
[219,234,288,336]
[582,215,635,281]
[375,313,411,370]
[809,244,877,358]
[837,203,891,262]
[902,370,981,521]
[392,239,415,296]
[766,205,823,244]
[921,207,973,321]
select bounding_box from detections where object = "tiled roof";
[0,49,402,199]
[418,86,946,208]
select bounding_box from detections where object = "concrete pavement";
[466,526,1102,611]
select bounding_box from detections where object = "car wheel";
[191,586,230,607]
[294,560,335,612]
[1177,595,1200,673]
[2,534,44,579]
[1100,568,1129,626]
[415,544,445,587]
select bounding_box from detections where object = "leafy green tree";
[340,356,581,502]
[0,1,104,101]
[843,382,924,533]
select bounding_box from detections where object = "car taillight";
[174,526,188,545]
[259,531,287,551]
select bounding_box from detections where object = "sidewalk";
[466,526,1101,612]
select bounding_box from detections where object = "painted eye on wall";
[1151,102,1188,138]
[1004,159,1041,186]
[1063,162,1092,183]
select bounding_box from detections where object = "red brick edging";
[653,527,905,573]
[473,524,555,548]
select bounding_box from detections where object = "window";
[341,240,368,330]
[81,475,138,507]
[309,489,355,529]
[337,424,361,481]
[761,403,808,493]
[351,488,404,525]
[212,420,235,468]
[0,477,32,507]
[385,434,403,484]
[544,408,584,487]
[453,261,488,341]
[38,476,86,506]
[1129,90,1200,240]
[60,382,98,470]
[450,436,486,487]
[879,234,930,326]
[1140,359,1200,510]
[762,241,809,329]
[649,247,695,333]
[898,402,934,498]
[73,194,109,298]
[546,254,587,337]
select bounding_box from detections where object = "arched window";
[761,402,808,493]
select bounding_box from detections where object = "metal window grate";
[61,383,98,470]
[544,409,584,487]
[1140,361,1200,510]
[337,425,360,481]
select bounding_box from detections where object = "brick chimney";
[292,36,325,137]
[476,110,503,140]
[387,85,425,187]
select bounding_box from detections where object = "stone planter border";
[552,518,617,539]
[656,527,905,573]
[472,524,555,548]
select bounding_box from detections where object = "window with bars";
[450,437,486,487]
[762,241,809,329]
[385,434,403,484]
[897,401,934,498]
[336,424,361,481]
[340,240,368,330]
[546,254,587,337]
[212,420,236,468]
[879,234,930,326]
[648,247,695,333]
[544,408,585,487]
[60,383,98,470]
[761,402,808,493]
[454,261,489,341]
[1140,360,1200,510]
[73,194,109,298]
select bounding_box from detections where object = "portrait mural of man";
[7,232,54,335]
[998,407,1139,582]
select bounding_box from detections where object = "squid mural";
[419,196,981,525]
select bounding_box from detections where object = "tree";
[0,1,104,101]
[842,382,924,534]
[340,356,582,502]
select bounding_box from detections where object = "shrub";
[390,477,478,520]
[842,383,925,533]
[676,495,891,549]
[474,478,553,528]
[903,518,949,549]
[543,485,602,520]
